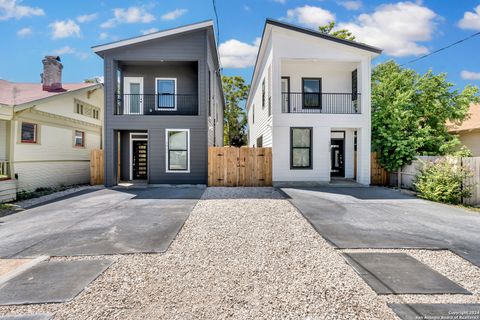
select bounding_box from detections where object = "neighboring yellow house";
[0,56,103,201]
[448,103,480,156]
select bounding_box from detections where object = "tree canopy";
[318,21,356,41]
[372,61,479,171]
[222,75,249,147]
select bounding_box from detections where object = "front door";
[331,138,345,177]
[124,77,144,115]
[132,141,148,180]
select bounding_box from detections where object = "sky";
[0,0,480,90]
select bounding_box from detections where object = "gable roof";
[0,80,101,107]
[448,104,480,132]
[92,20,215,55]
[266,19,382,54]
[246,19,382,109]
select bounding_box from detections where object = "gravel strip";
[0,187,399,319]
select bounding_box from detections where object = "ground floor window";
[21,122,37,143]
[74,130,85,147]
[166,129,189,172]
[290,127,312,169]
[256,135,263,148]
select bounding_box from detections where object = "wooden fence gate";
[90,149,104,185]
[208,147,272,187]
[371,152,389,186]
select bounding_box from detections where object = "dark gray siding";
[102,30,212,186]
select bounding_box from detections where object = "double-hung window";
[291,127,312,169]
[156,78,176,110]
[302,78,322,109]
[166,129,189,172]
[21,122,37,143]
[74,130,85,147]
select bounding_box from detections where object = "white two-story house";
[247,19,382,186]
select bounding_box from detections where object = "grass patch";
[456,204,480,214]
[16,185,80,201]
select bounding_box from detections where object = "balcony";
[115,93,198,115]
[281,92,361,114]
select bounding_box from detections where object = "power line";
[401,31,480,66]
[212,0,220,45]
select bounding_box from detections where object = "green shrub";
[414,158,473,204]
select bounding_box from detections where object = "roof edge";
[92,20,214,55]
[266,18,383,54]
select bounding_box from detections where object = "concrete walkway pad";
[343,252,470,295]
[389,303,480,320]
[0,187,203,257]
[0,260,112,305]
[0,314,52,320]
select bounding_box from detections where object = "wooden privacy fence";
[208,147,272,187]
[371,152,389,186]
[90,149,104,185]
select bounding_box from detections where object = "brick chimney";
[41,56,64,92]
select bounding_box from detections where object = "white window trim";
[165,129,190,173]
[155,77,177,111]
[74,130,85,148]
[129,132,148,181]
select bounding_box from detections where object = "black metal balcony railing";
[115,94,198,115]
[281,92,361,114]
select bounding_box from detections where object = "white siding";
[459,131,480,157]
[0,120,7,160]
[247,24,376,185]
[247,39,273,147]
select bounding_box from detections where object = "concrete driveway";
[281,187,480,267]
[0,187,204,258]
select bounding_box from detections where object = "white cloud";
[50,19,81,39]
[77,13,97,23]
[52,45,75,55]
[461,70,480,81]
[161,8,187,21]
[219,38,260,68]
[101,6,155,28]
[338,1,437,57]
[273,0,287,3]
[286,5,335,28]
[99,32,109,40]
[338,1,362,10]
[50,46,89,60]
[17,26,31,37]
[0,0,44,20]
[141,28,159,35]
[458,5,480,31]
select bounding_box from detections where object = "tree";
[371,60,479,172]
[222,75,249,146]
[318,21,356,41]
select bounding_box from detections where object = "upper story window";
[21,122,37,143]
[262,79,266,109]
[74,130,85,147]
[74,99,100,119]
[302,78,322,109]
[156,78,176,110]
[208,71,212,117]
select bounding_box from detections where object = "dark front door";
[331,139,345,177]
[132,141,148,180]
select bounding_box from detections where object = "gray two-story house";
[93,21,224,186]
